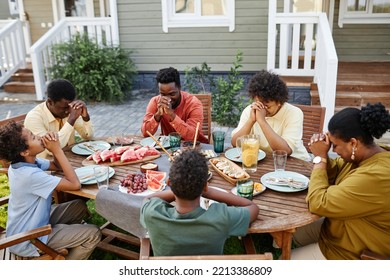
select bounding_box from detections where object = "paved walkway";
[0,90,235,145]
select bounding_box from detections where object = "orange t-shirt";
[141,91,209,143]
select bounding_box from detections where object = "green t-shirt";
[140,197,250,256]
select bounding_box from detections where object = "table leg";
[270,228,296,260]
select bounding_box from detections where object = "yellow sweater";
[307,147,390,259]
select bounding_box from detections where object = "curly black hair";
[156,67,181,88]
[0,121,28,163]
[328,102,390,145]
[169,149,208,200]
[47,78,76,102]
[247,70,289,104]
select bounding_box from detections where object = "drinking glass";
[240,134,261,173]
[169,132,181,148]
[273,150,287,172]
[235,136,244,161]
[236,180,254,200]
[212,131,225,153]
[93,166,110,190]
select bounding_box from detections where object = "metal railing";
[0,20,26,87]
[267,1,338,130]
[30,17,119,100]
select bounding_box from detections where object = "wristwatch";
[313,156,327,164]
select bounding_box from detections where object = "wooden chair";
[0,197,68,260]
[195,94,212,141]
[139,238,273,260]
[360,249,389,260]
[294,104,326,153]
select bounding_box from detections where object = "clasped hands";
[155,96,175,121]
[41,131,61,152]
[68,100,90,123]
[249,101,267,122]
[308,132,331,156]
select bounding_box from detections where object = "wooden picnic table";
[59,135,320,260]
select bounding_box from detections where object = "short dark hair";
[328,102,390,145]
[0,121,27,163]
[248,70,288,104]
[169,150,208,200]
[156,67,181,88]
[47,79,76,102]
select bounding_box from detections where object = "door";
[285,0,335,52]
[52,0,95,23]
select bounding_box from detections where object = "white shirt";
[232,103,310,161]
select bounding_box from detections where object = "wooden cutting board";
[209,157,250,185]
[82,154,161,167]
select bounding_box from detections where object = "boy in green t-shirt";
[140,149,259,256]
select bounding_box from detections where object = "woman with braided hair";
[290,102,390,259]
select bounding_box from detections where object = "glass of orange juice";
[240,134,260,173]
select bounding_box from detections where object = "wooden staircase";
[3,63,35,94]
[310,61,390,113]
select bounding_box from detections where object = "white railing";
[267,2,338,130]
[30,17,119,100]
[0,19,26,87]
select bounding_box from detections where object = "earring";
[351,146,356,160]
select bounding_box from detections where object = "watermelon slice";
[121,149,138,162]
[146,170,166,183]
[100,149,115,162]
[114,146,131,155]
[147,178,164,192]
[92,151,102,164]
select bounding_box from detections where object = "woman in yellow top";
[291,102,390,259]
[231,70,310,161]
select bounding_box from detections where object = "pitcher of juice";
[237,134,260,173]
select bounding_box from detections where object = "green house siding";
[332,1,390,61]
[117,0,269,72]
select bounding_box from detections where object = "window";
[161,0,235,33]
[338,0,390,27]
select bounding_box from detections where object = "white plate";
[140,136,170,149]
[261,171,309,193]
[225,147,266,163]
[200,186,228,210]
[71,141,111,155]
[231,184,266,197]
[118,185,166,196]
[75,165,115,185]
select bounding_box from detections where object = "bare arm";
[253,102,292,154]
[42,132,80,191]
[202,187,259,223]
[144,189,176,203]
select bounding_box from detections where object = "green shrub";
[50,33,137,103]
[212,50,248,126]
[183,50,248,127]
[184,62,214,94]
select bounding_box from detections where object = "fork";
[79,143,98,153]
